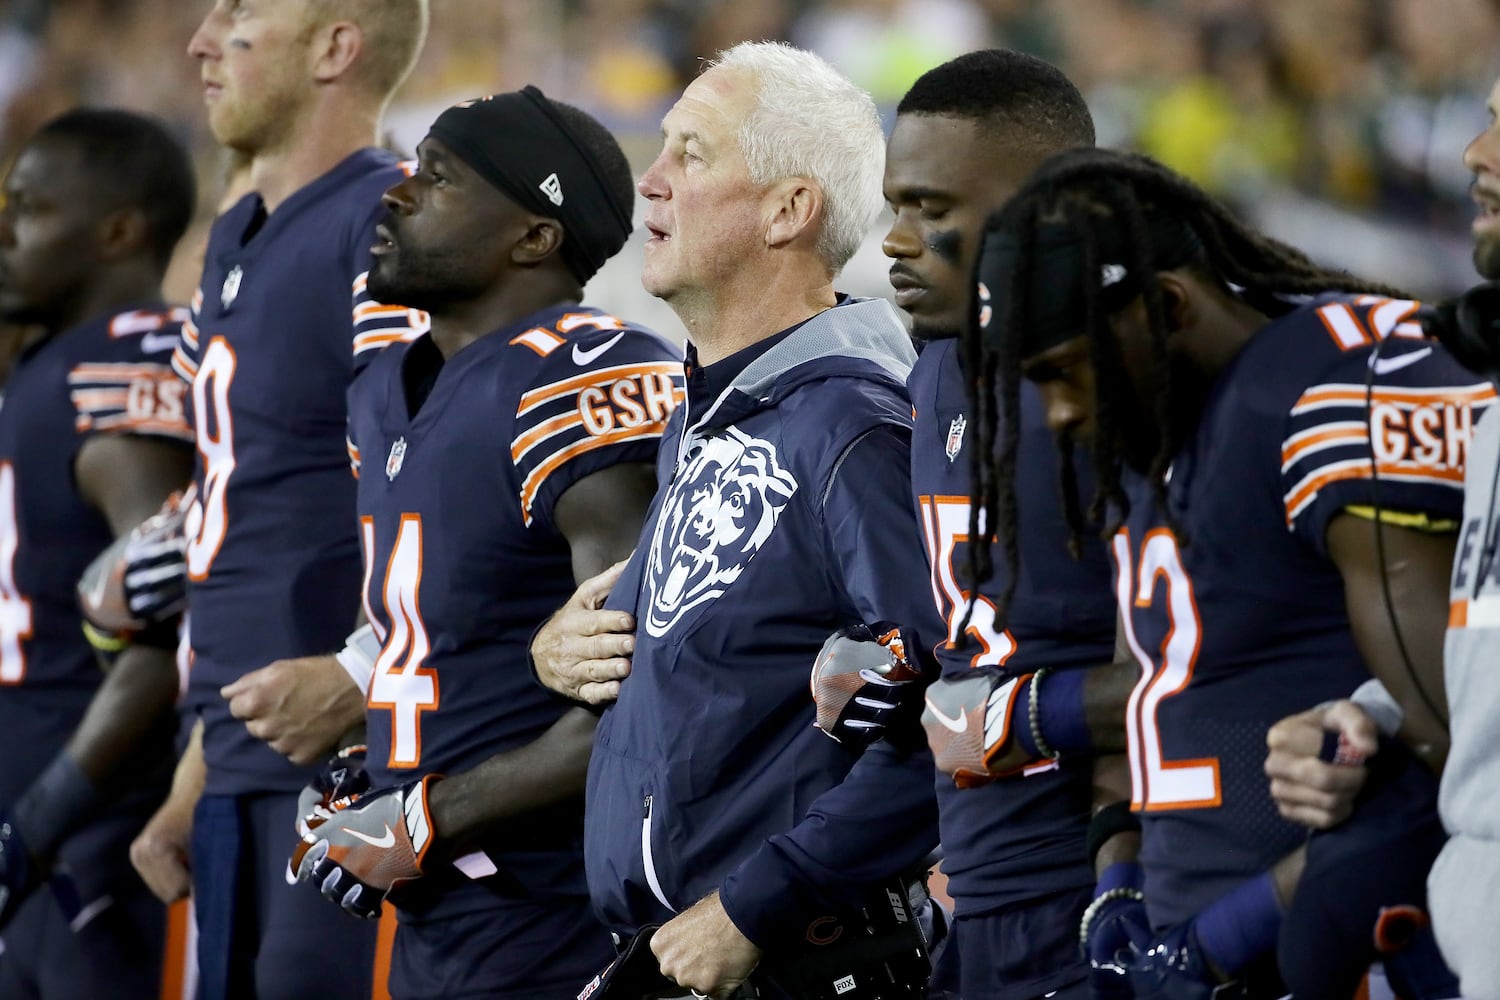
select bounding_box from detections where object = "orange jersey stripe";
[354,302,417,324]
[70,388,130,409]
[68,363,174,382]
[510,411,585,464]
[371,903,397,1000]
[353,272,368,295]
[1280,422,1368,470]
[519,423,665,522]
[1450,599,1468,628]
[1283,459,1464,524]
[517,362,682,417]
[1292,383,1497,414]
[158,897,195,1000]
[353,331,420,354]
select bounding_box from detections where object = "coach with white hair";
[532,41,946,997]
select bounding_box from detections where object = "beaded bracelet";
[1078,885,1147,953]
[1029,666,1059,761]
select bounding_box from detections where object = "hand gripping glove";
[921,668,1038,787]
[77,486,193,650]
[576,924,676,1000]
[1079,863,1152,1000]
[290,775,440,919]
[293,743,371,839]
[812,624,929,748]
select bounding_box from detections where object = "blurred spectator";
[4,0,1498,314]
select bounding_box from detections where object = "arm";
[1325,513,1454,770]
[129,719,205,904]
[721,426,943,944]
[424,463,654,852]
[292,463,656,913]
[68,434,194,785]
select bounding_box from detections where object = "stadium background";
[0,0,1495,344]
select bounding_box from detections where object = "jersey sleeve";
[171,287,203,384]
[1281,337,1497,556]
[71,308,194,443]
[511,317,684,532]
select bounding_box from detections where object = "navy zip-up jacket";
[585,297,944,951]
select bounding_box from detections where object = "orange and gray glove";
[290,774,440,919]
[811,624,931,750]
[922,669,1042,787]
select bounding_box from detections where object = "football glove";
[293,743,370,839]
[922,669,1037,787]
[291,775,440,919]
[1079,863,1152,1000]
[1126,922,1227,1000]
[811,624,929,748]
[0,810,40,929]
[77,487,192,650]
[576,924,675,1000]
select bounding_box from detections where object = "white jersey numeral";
[918,495,1017,668]
[0,463,33,684]
[185,337,238,580]
[367,514,437,768]
[1114,528,1221,811]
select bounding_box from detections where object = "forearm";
[426,706,597,856]
[65,645,180,786]
[718,741,939,950]
[1083,660,1137,752]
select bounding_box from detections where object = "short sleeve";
[171,288,202,384]
[511,316,683,531]
[72,308,194,443]
[1281,337,1497,555]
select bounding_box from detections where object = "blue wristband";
[1193,871,1281,976]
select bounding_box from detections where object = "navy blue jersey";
[1115,294,1495,928]
[349,305,681,918]
[908,337,1116,917]
[0,304,191,873]
[174,149,425,795]
[585,299,943,951]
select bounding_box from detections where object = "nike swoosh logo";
[1370,346,1432,376]
[924,697,968,734]
[341,824,396,849]
[141,333,181,354]
[572,331,626,366]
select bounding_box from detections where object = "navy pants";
[192,791,382,1000]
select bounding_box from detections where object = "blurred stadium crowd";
[2,0,1498,321]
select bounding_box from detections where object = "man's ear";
[764,177,822,250]
[97,207,149,263]
[311,21,363,85]
[1154,271,1196,336]
[512,217,565,266]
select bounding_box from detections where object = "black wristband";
[13,754,101,861]
[1086,799,1141,874]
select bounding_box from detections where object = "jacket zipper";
[641,794,675,912]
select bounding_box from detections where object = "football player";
[881,52,1140,1000]
[0,109,196,998]
[973,148,1489,998]
[127,1,431,996]
[286,89,678,997]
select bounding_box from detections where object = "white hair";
[708,41,885,275]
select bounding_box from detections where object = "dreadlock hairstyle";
[960,148,1410,631]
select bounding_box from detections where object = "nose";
[1464,120,1500,180]
[1037,381,1090,439]
[637,149,668,201]
[187,8,223,61]
[382,175,417,215]
[881,209,921,260]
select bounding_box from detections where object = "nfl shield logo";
[946,415,966,462]
[221,265,244,310]
[386,437,407,480]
